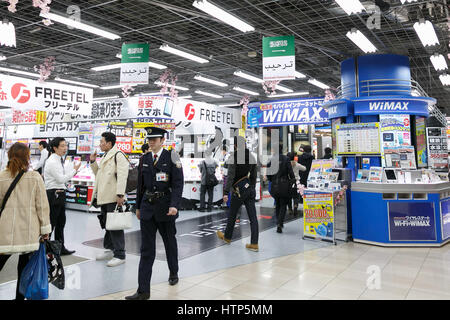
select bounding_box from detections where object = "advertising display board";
[77,124,94,154]
[440,198,450,241]
[416,116,428,168]
[379,114,411,147]
[110,122,133,154]
[303,191,334,240]
[336,123,381,155]
[426,127,448,170]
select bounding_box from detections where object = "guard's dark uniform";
[135,129,184,295]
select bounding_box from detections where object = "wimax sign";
[354,98,431,117]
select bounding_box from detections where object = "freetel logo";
[185,103,195,121]
[11,83,31,104]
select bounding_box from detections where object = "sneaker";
[246,244,259,252]
[107,258,125,267]
[216,231,231,244]
[96,250,113,261]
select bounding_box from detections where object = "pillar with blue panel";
[323,54,450,247]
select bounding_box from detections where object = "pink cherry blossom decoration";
[122,85,135,98]
[262,80,280,95]
[34,56,55,83]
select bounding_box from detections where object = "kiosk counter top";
[350,181,450,247]
[351,181,450,194]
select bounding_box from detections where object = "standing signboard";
[303,191,334,241]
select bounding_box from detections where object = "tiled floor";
[91,242,450,300]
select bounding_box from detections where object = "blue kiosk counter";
[351,181,450,246]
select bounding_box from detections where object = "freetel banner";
[0,74,93,115]
[120,43,150,86]
[262,35,295,81]
[354,98,432,116]
[247,98,328,128]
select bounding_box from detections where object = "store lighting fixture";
[295,71,307,79]
[116,54,122,59]
[439,74,450,86]
[413,20,439,47]
[40,12,121,40]
[400,0,418,3]
[194,75,228,87]
[178,95,193,99]
[136,92,169,96]
[411,89,421,97]
[159,44,209,64]
[346,29,377,53]
[335,0,365,15]
[154,81,189,91]
[92,61,166,71]
[233,70,292,92]
[0,21,16,47]
[308,78,330,89]
[100,84,137,90]
[219,103,240,107]
[430,54,448,71]
[268,91,309,98]
[0,56,6,61]
[232,86,259,96]
[192,0,255,33]
[54,77,99,88]
[0,66,40,78]
[93,95,119,100]
[195,90,222,98]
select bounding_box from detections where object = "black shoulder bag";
[0,170,25,217]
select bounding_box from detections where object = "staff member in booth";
[126,127,184,300]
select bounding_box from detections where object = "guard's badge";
[176,161,182,168]
[147,128,152,133]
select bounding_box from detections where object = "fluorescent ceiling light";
[276,84,293,93]
[268,91,309,98]
[411,89,421,97]
[195,90,222,98]
[0,21,16,47]
[400,0,418,3]
[136,92,169,96]
[335,0,365,15]
[308,78,330,89]
[100,84,137,90]
[233,70,292,92]
[0,66,40,78]
[194,75,228,87]
[346,29,377,53]
[54,77,99,88]
[233,86,259,96]
[439,74,450,86]
[430,54,448,71]
[92,61,166,71]
[116,54,122,59]
[0,56,6,61]
[295,71,307,79]
[154,81,189,91]
[159,44,209,64]
[41,12,120,40]
[178,95,193,99]
[219,103,240,107]
[192,0,254,33]
[93,95,119,100]
[413,20,439,47]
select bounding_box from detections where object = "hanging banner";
[303,191,334,240]
[247,98,328,128]
[0,74,92,115]
[262,35,295,81]
[120,43,149,86]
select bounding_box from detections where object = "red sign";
[116,137,133,153]
[12,109,36,123]
[185,103,195,120]
[11,83,31,104]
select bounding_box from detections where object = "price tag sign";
[116,137,132,153]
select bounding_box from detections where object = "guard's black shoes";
[125,291,150,300]
[60,248,75,256]
[276,226,283,233]
[168,273,179,286]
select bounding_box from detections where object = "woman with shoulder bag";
[0,143,51,300]
[267,146,295,233]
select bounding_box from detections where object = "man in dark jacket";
[323,147,333,159]
[298,145,314,188]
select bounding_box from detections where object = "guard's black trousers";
[138,216,178,294]
[224,188,259,245]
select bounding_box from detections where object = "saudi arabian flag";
[120,43,149,86]
[262,35,295,81]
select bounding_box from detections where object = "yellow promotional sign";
[35,111,46,125]
[303,191,334,240]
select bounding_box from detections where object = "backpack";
[114,151,139,194]
[203,161,219,187]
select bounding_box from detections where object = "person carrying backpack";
[198,150,219,212]
[89,132,129,267]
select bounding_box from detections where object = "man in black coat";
[298,145,314,188]
[126,127,184,300]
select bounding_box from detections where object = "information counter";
[351,182,450,246]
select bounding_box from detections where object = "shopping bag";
[46,240,65,290]
[106,204,133,231]
[19,243,49,300]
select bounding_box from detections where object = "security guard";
[125,127,184,300]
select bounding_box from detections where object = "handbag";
[0,170,25,217]
[106,204,133,231]
[19,243,49,300]
[232,175,254,200]
[45,240,65,290]
[204,161,219,187]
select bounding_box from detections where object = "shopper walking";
[298,145,314,189]
[198,150,219,212]
[44,137,80,255]
[288,152,306,216]
[323,147,333,159]
[267,146,295,233]
[126,127,184,300]
[0,143,51,300]
[34,141,49,176]
[217,137,259,251]
[90,132,129,267]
